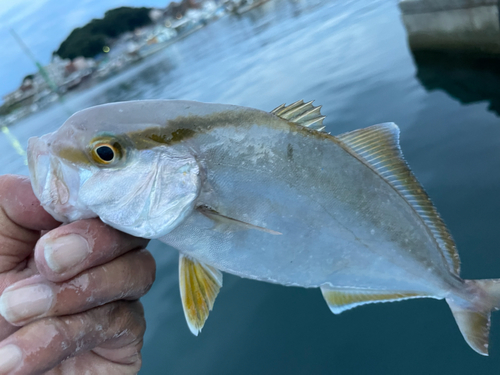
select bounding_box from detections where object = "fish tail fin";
[446,278,500,356]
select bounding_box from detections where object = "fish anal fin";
[271,100,326,131]
[321,286,431,314]
[336,123,461,275]
[197,205,282,235]
[179,253,223,335]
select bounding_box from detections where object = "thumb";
[0,175,60,273]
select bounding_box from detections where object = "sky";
[0,0,171,102]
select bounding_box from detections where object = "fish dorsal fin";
[271,100,326,131]
[179,253,223,335]
[336,123,461,274]
[321,286,431,314]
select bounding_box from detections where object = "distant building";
[164,0,200,20]
[66,57,95,73]
[2,77,37,107]
[2,54,97,109]
[31,55,69,94]
[149,8,164,22]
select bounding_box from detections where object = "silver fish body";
[162,115,452,292]
[27,100,500,355]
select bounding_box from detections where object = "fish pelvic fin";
[447,278,500,356]
[271,100,326,132]
[336,123,461,275]
[320,285,433,314]
[179,253,223,336]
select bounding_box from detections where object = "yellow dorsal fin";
[321,286,431,314]
[179,253,223,335]
[336,123,461,274]
[271,100,326,131]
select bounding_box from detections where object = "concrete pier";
[399,0,500,54]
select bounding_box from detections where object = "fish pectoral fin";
[271,100,326,132]
[320,286,432,314]
[179,253,223,336]
[197,205,282,235]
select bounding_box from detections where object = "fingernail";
[44,234,90,273]
[0,345,22,373]
[0,284,53,324]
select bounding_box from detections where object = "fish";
[27,99,500,355]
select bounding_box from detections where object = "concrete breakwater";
[399,0,500,54]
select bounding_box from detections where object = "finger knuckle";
[123,301,146,338]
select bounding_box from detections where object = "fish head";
[28,101,202,239]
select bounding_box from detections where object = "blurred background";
[1,0,500,373]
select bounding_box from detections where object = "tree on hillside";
[56,7,152,59]
[22,74,35,82]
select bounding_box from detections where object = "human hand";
[0,175,155,374]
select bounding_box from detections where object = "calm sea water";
[2,0,500,373]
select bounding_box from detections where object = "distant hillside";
[56,7,153,59]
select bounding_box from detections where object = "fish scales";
[27,99,500,354]
[161,114,451,292]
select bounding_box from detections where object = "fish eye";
[90,139,123,165]
[96,145,115,162]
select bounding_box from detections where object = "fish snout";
[27,136,80,222]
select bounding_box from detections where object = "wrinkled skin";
[0,175,155,374]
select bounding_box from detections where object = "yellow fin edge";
[179,253,223,335]
[321,286,432,314]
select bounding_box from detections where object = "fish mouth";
[28,137,51,201]
[28,136,87,223]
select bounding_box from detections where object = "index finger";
[35,219,149,282]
